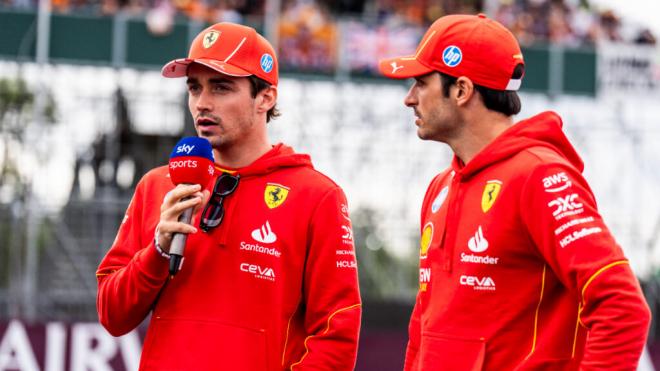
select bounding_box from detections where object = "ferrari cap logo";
[481,180,502,213]
[265,183,289,209]
[203,30,220,49]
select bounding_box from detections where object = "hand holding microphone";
[156,137,215,276]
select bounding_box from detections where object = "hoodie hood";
[454,111,584,179]
[215,143,313,177]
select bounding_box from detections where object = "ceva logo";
[240,263,275,281]
[460,275,496,290]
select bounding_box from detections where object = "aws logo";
[543,172,572,193]
[264,183,289,209]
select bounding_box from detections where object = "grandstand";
[1,0,659,369]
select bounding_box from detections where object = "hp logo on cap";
[260,54,274,73]
[442,46,462,67]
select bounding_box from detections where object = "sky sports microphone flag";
[168,137,215,276]
[169,137,215,186]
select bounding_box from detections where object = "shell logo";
[420,222,434,258]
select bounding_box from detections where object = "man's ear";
[256,86,277,114]
[454,76,475,107]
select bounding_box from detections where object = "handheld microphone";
[168,137,215,276]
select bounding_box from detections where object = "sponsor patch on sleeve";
[542,171,572,193]
[547,193,584,220]
[537,166,604,248]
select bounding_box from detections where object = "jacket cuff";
[153,228,171,259]
[136,241,171,281]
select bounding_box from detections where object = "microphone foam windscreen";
[169,137,215,186]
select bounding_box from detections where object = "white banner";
[0,320,141,371]
[598,42,660,95]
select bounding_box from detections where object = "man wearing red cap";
[379,14,650,370]
[96,23,361,370]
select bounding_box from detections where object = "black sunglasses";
[199,172,240,232]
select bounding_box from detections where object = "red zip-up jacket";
[97,144,361,371]
[405,112,650,370]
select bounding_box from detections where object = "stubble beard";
[197,126,227,152]
[418,112,454,144]
[200,116,256,154]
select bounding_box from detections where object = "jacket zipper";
[442,173,463,272]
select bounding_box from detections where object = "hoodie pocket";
[141,317,268,371]
[419,332,485,371]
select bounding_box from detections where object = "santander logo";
[468,226,489,253]
[251,221,277,243]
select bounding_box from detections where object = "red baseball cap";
[162,22,278,86]
[379,14,524,91]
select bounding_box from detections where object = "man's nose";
[196,90,213,112]
[404,86,417,107]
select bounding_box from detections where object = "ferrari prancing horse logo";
[481,180,502,213]
[203,31,220,49]
[265,183,289,209]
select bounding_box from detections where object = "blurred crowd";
[363,0,656,46]
[1,0,655,46]
[275,0,657,72]
[1,0,656,72]
[1,0,265,23]
[493,0,656,46]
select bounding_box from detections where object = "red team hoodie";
[405,112,650,370]
[96,144,361,370]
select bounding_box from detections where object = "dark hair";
[247,75,280,123]
[439,64,524,116]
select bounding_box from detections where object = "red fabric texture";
[97,144,361,370]
[404,111,650,370]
